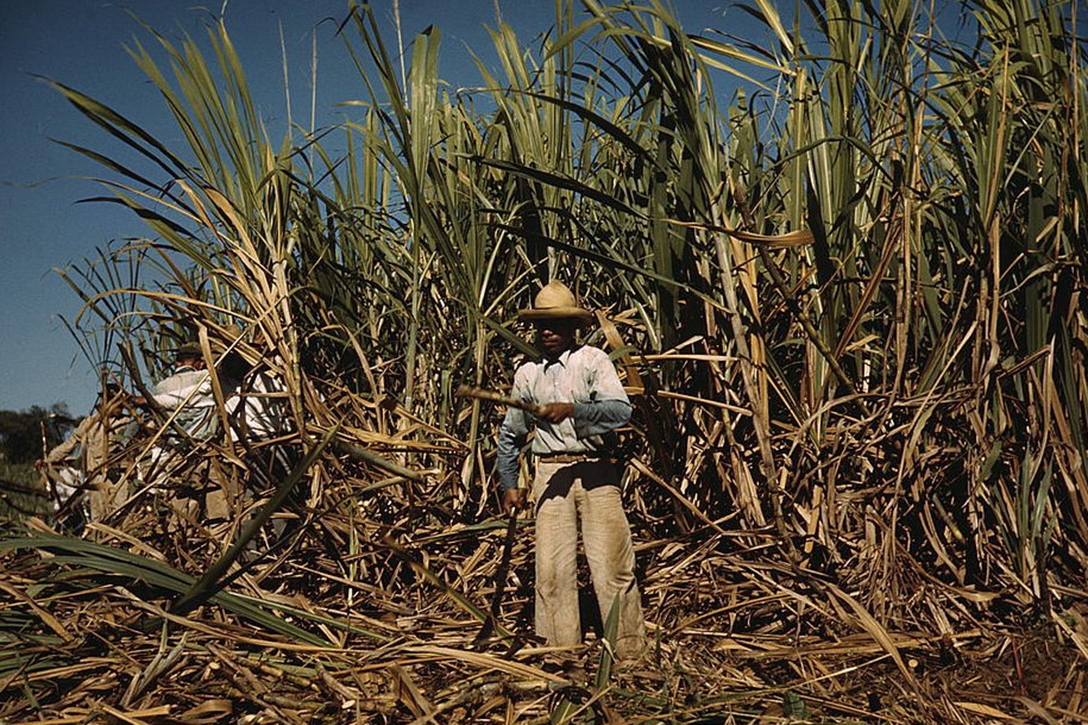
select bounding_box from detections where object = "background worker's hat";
[518,281,594,324]
[172,324,244,359]
[174,340,203,358]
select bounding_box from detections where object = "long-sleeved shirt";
[150,365,217,443]
[496,344,631,490]
[226,370,291,441]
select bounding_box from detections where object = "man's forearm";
[572,399,631,438]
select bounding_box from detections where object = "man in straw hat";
[497,280,645,661]
[139,334,237,523]
[147,340,218,448]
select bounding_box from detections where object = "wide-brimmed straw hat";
[518,281,594,324]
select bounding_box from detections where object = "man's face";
[534,318,576,357]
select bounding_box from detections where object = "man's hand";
[539,402,575,424]
[502,488,526,516]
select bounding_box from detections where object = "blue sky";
[1,0,770,416]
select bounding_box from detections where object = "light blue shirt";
[496,344,631,490]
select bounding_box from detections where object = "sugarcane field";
[3,0,1088,722]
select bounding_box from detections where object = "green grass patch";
[0,462,51,520]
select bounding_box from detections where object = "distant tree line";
[0,404,76,464]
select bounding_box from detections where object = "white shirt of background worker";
[141,342,216,484]
[496,280,645,661]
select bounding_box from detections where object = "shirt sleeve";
[496,364,532,490]
[572,399,631,438]
[572,348,631,438]
[45,422,86,464]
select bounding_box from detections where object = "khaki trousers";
[533,459,645,659]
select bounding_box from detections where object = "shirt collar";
[542,345,577,371]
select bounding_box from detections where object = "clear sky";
[0,0,771,417]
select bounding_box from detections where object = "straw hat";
[174,340,203,358]
[518,281,594,324]
[173,324,244,358]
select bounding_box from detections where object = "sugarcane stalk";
[455,385,547,417]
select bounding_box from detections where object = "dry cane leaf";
[0,579,72,642]
[823,583,922,692]
[176,699,234,724]
[390,664,435,719]
[99,704,171,724]
[953,701,1016,719]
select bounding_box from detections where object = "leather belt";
[536,453,614,464]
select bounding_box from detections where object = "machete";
[473,508,520,644]
[458,383,538,643]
